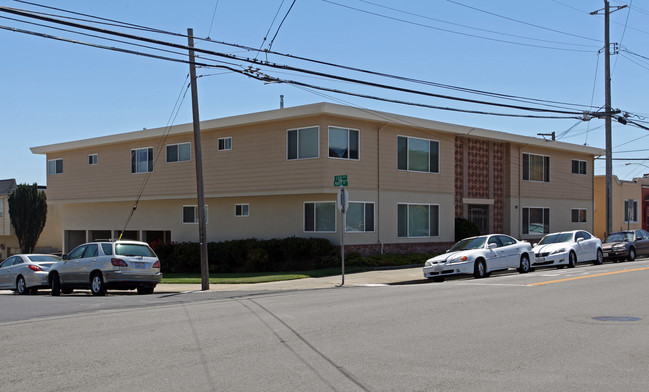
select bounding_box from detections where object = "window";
[166,142,191,163]
[235,204,249,217]
[0,198,3,217]
[397,203,439,237]
[523,153,550,182]
[131,148,153,173]
[346,202,374,232]
[625,200,638,223]
[571,208,587,223]
[572,159,587,175]
[304,202,335,232]
[397,136,439,173]
[47,158,63,175]
[522,207,550,235]
[287,127,319,160]
[218,137,232,151]
[328,127,359,159]
[88,154,98,165]
[183,205,208,224]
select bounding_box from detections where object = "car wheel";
[628,248,636,262]
[50,273,61,296]
[137,286,155,295]
[567,251,577,268]
[474,259,487,279]
[90,272,107,296]
[518,254,531,274]
[593,249,604,265]
[16,276,28,295]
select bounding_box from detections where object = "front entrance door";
[468,204,490,235]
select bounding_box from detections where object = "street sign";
[337,187,349,213]
[334,175,348,187]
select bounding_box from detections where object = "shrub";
[455,218,480,241]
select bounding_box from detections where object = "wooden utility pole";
[187,28,209,290]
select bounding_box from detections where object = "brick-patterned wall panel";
[493,142,505,233]
[455,137,464,218]
[467,139,490,199]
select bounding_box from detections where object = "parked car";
[0,254,62,295]
[601,230,649,262]
[532,230,603,269]
[48,240,162,296]
[423,234,534,282]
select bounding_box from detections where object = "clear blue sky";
[1,0,648,185]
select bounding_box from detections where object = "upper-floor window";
[183,205,208,224]
[131,148,153,173]
[166,142,191,163]
[88,154,98,165]
[397,203,439,237]
[218,137,232,151]
[304,201,335,232]
[346,202,374,232]
[571,208,587,223]
[522,207,549,235]
[287,127,319,160]
[329,127,359,160]
[397,136,439,173]
[235,204,249,217]
[571,159,587,175]
[48,159,63,175]
[523,153,550,182]
[625,200,639,223]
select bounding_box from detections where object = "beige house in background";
[594,174,649,239]
[31,103,603,254]
[0,179,63,259]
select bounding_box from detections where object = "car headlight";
[425,261,432,267]
[448,255,469,264]
[612,245,626,251]
[550,248,566,255]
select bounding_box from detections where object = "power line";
[268,0,296,51]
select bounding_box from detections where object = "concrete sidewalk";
[155,266,425,293]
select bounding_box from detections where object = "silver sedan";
[0,254,62,294]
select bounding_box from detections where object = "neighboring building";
[30,103,603,254]
[594,174,649,239]
[0,179,63,259]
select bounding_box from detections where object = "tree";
[8,183,47,254]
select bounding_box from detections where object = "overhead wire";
[267,0,296,51]
[206,0,219,40]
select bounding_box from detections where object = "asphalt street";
[2,258,649,391]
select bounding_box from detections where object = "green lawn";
[162,266,369,284]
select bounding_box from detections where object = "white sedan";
[532,230,603,269]
[423,234,534,282]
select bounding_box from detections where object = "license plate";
[133,262,146,269]
[603,253,609,257]
[433,265,443,272]
[536,257,545,262]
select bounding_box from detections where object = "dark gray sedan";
[0,254,62,294]
[602,230,649,262]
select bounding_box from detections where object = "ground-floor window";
[571,208,587,223]
[625,200,638,223]
[397,203,439,237]
[346,202,374,232]
[183,205,208,224]
[304,202,335,232]
[522,207,549,235]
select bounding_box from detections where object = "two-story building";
[31,102,603,254]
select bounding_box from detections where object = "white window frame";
[571,159,587,175]
[571,208,587,223]
[328,126,360,160]
[397,135,440,174]
[182,205,208,224]
[522,207,550,235]
[345,201,375,233]
[235,203,249,217]
[88,154,98,165]
[522,153,550,183]
[166,142,191,163]
[625,199,639,223]
[303,201,336,233]
[218,137,232,151]
[131,147,154,174]
[397,203,440,238]
[287,126,319,160]
[47,158,63,175]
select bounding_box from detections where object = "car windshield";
[27,255,62,263]
[449,237,487,251]
[115,243,156,257]
[604,232,633,243]
[538,233,574,245]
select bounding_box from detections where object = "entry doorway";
[468,204,490,235]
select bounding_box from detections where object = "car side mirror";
[576,238,584,243]
[62,254,69,260]
[532,243,537,248]
[488,243,497,249]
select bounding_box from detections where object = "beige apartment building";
[594,174,649,239]
[31,103,603,254]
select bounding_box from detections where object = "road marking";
[528,267,649,286]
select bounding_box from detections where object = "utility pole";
[591,1,627,236]
[187,28,209,290]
